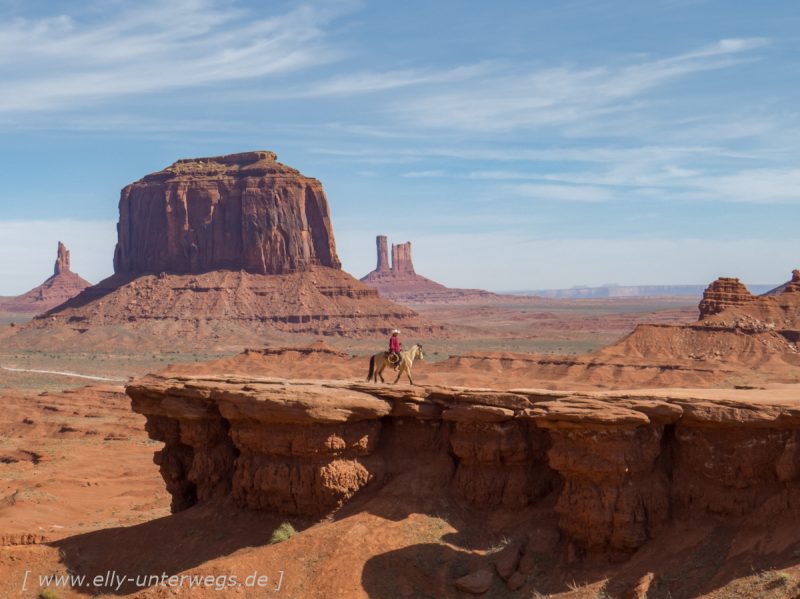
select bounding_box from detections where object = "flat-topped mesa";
[113,151,341,276]
[698,277,754,319]
[54,241,70,275]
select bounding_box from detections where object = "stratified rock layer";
[0,242,91,314]
[698,277,754,319]
[128,375,800,557]
[114,151,340,276]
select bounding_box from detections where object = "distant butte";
[0,242,90,314]
[360,235,503,303]
[8,152,439,349]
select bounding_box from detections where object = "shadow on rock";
[51,500,294,596]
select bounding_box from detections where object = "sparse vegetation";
[39,589,60,599]
[486,536,511,554]
[270,521,297,544]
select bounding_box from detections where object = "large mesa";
[113,151,340,276]
[9,153,436,348]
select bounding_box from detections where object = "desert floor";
[6,297,798,598]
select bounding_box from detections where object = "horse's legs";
[377,363,385,383]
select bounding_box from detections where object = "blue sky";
[0,0,798,294]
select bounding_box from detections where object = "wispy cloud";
[402,169,446,178]
[273,63,493,98]
[392,38,768,132]
[507,183,617,203]
[0,0,350,112]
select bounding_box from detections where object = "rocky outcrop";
[113,151,340,276]
[698,277,755,319]
[128,375,800,557]
[390,242,414,273]
[54,241,70,275]
[361,235,500,303]
[375,235,390,273]
[0,242,91,314]
[765,269,800,296]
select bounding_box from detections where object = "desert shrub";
[269,522,296,544]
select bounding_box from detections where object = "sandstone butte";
[360,235,502,303]
[127,371,800,596]
[8,152,438,348]
[0,241,90,314]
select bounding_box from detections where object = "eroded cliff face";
[113,151,341,276]
[127,376,800,559]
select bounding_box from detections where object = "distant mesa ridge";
[525,282,781,299]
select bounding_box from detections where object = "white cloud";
[0,1,348,113]
[402,170,446,178]
[276,63,493,98]
[508,183,616,203]
[392,38,767,133]
[0,220,116,295]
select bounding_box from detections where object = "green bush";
[269,522,297,544]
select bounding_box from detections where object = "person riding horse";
[388,329,402,370]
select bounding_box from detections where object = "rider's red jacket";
[389,336,401,353]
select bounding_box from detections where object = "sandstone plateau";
[7,153,438,349]
[360,235,502,303]
[0,242,90,314]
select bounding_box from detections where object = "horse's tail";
[367,355,375,381]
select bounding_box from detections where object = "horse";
[366,344,424,385]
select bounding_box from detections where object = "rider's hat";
[392,329,400,334]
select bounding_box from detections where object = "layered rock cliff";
[698,277,755,319]
[113,151,340,276]
[0,242,90,314]
[128,375,800,565]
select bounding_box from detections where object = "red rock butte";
[360,235,499,302]
[8,153,438,348]
[113,151,340,276]
[0,241,90,314]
